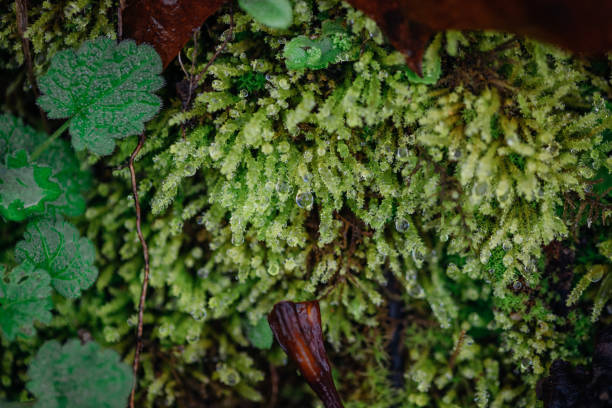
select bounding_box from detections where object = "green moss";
[1,0,611,406]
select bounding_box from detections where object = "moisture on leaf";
[37,38,164,156]
[0,263,53,342]
[0,150,61,222]
[238,0,293,29]
[246,316,274,349]
[26,339,133,408]
[15,217,98,299]
[0,113,91,217]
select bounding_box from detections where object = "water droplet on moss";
[395,218,410,232]
[231,234,244,246]
[197,267,209,279]
[302,173,312,183]
[184,164,196,177]
[408,284,424,298]
[196,215,205,225]
[502,241,512,251]
[411,249,424,262]
[276,181,291,194]
[584,184,593,193]
[295,191,313,209]
[513,281,522,290]
[475,182,488,196]
[396,147,409,160]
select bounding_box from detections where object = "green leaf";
[284,21,352,70]
[403,33,442,85]
[238,0,293,29]
[0,113,91,217]
[0,150,61,222]
[37,38,163,156]
[0,263,53,341]
[26,339,133,408]
[246,316,273,349]
[15,217,98,298]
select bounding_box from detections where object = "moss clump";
[0,0,610,406]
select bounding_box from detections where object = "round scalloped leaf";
[0,263,53,342]
[37,38,163,156]
[26,339,133,408]
[15,217,98,299]
[238,0,293,29]
[0,150,61,222]
[0,113,91,217]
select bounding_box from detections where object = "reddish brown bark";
[268,301,344,408]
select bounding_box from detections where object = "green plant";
[0,37,162,406]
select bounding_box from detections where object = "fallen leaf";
[123,0,228,68]
[345,0,612,75]
[268,300,344,408]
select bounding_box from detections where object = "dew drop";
[396,146,409,160]
[502,241,512,251]
[408,284,425,298]
[295,191,314,209]
[231,234,244,246]
[197,267,209,279]
[239,89,249,98]
[475,182,488,196]
[184,164,196,177]
[276,180,291,194]
[395,218,410,232]
[302,173,312,183]
[411,248,425,262]
[196,215,205,225]
[512,281,523,291]
[584,184,593,193]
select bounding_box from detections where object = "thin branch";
[128,132,151,408]
[117,0,126,40]
[449,329,466,370]
[15,0,48,131]
[192,5,234,86]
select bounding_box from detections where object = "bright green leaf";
[15,217,98,298]
[403,33,442,85]
[0,150,61,222]
[0,113,91,217]
[246,316,273,349]
[26,339,133,408]
[284,21,352,70]
[0,263,53,342]
[238,0,292,29]
[37,38,163,156]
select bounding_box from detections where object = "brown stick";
[117,0,126,40]
[449,329,466,370]
[15,0,48,131]
[128,132,151,408]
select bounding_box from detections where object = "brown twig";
[268,363,279,408]
[15,0,48,131]
[117,0,126,40]
[192,5,234,86]
[449,329,466,370]
[128,132,151,408]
